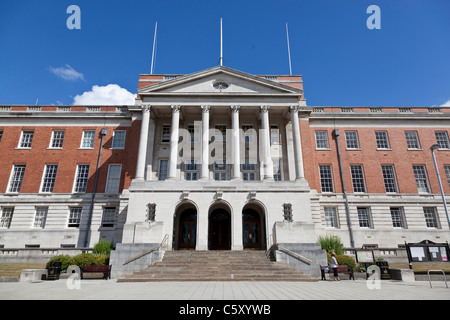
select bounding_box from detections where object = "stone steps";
[117,250,316,282]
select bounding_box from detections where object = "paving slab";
[0,279,449,301]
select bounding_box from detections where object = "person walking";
[330,252,340,281]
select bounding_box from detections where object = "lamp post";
[430,144,450,228]
[83,128,108,248]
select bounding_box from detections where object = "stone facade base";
[109,243,164,279]
[273,243,328,279]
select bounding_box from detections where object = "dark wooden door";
[178,209,197,250]
[209,209,231,250]
[243,209,262,250]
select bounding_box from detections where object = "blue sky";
[0,0,449,107]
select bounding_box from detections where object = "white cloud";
[442,100,450,107]
[49,64,85,81]
[73,84,136,105]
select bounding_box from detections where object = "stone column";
[200,105,210,180]
[168,105,181,180]
[231,105,241,180]
[290,105,305,180]
[260,105,273,180]
[135,104,151,180]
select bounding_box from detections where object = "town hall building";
[1,66,449,276]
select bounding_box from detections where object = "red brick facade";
[0,108,140,195]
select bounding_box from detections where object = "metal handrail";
[123,234,169,266]
[265,235,312,265]
[277,246,312,265]
[427,269,448,288]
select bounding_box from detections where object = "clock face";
[213,81,229,90]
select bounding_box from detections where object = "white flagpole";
[151,21,158,74]
[286,22,292,76]
[220,18,223,66]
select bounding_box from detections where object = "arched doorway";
[209,203,231,250]
[174,203,197,250]
[242,203,266,250]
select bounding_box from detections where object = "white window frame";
[33,207,48,228]
[19,130,34,149]
[49,130,65,149]
[435,131,450,149]
[40,164,58,193]
[273,158,282,181]
[357,207,372,228]
[375,131,390,150]
[105,164,122,193]
[423,207,441,229]
[270,125,280,145]
[158,159,169,180]
[213,160,228,181]
[324,207,339,228]
[68,207,82,228]
[345,131,360,149]
[405,130,421,150]
[390,207,406,229]
[350,164,367,193]
[0,207,14,229]
[315,131,329,149]
[73,164,90,193]
[161,125,171,143]
[101,207,116,228]
[184,160,199,181]
[413,165,430,193]
[242,159,257,181]
[381,164,399,193]
[111,130,126,149]
[319,164,334,193]
[80,130,95,149]
[8,164,26,193]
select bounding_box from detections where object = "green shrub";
[46,252,110,273]
[93,254,110,266]
[317,234,345,255]
[326,252,356,271]
[46,255,73,273]
[337,255,356,271]
[71,253,98,269]
[93,240,113,256]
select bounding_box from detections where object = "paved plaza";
[0,279,449,300]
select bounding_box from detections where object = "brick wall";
[0,120,140,194]
[302,117,450,195]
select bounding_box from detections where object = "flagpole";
[151,21,158,74]
[220,18,223,66]
[286,22,292,76]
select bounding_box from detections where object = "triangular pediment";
[138,66,302,97]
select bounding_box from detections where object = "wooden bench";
[320,265,354,280]
[81,265,111,280]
